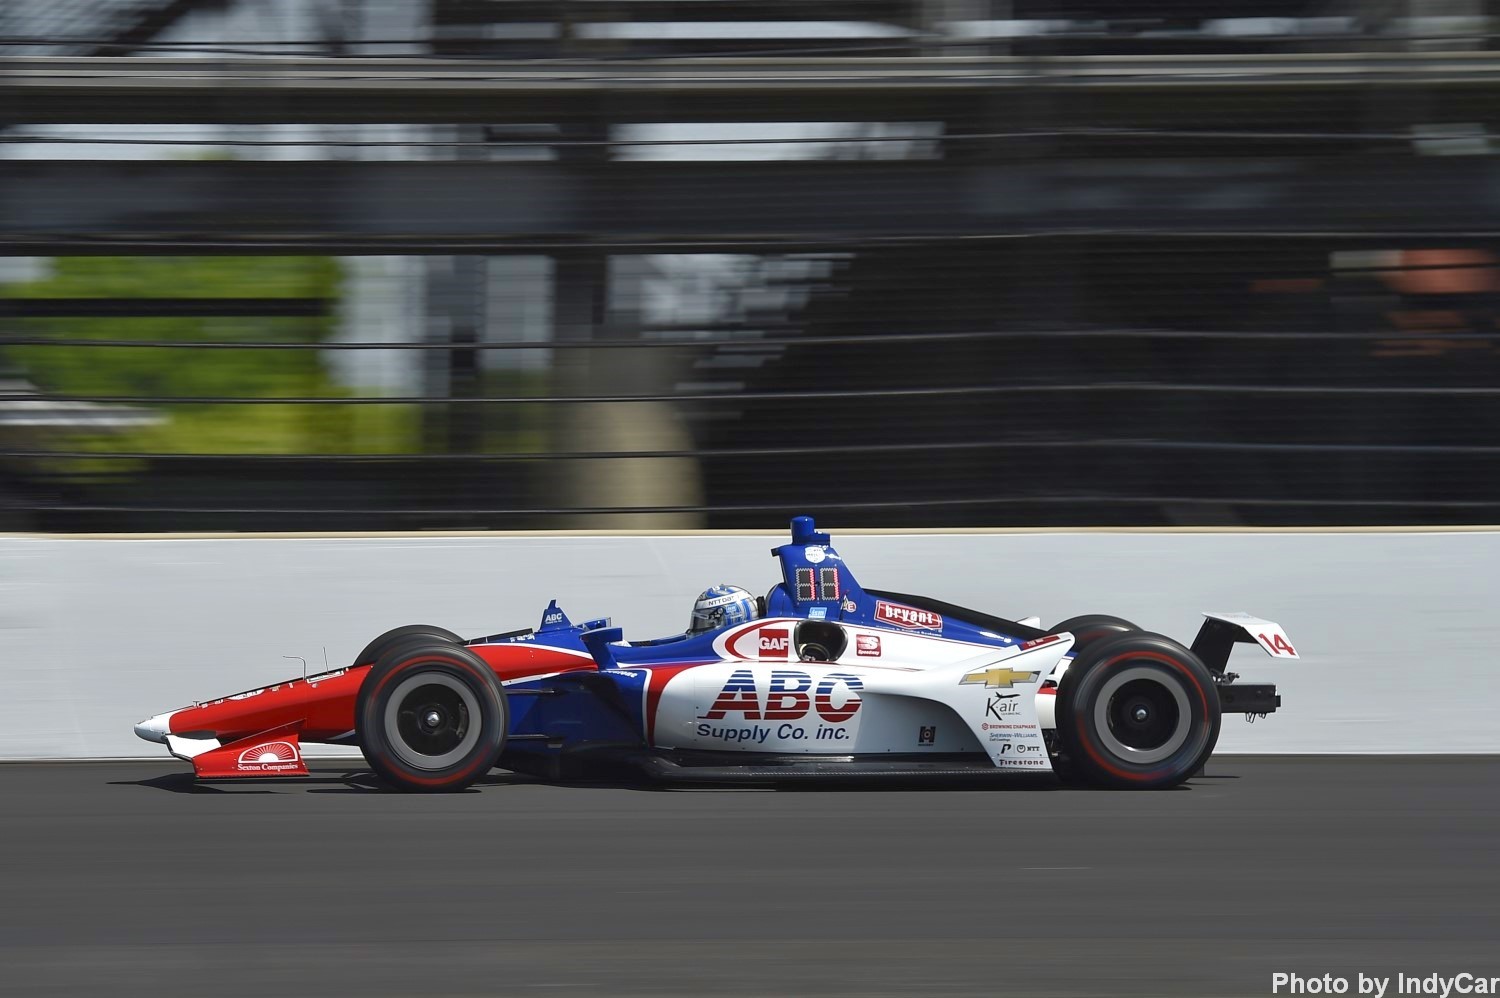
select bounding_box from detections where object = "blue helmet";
[689,585,759,634]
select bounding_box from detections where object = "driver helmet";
[689,585,759,634]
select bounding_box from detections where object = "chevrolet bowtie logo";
[960,666,1041,689]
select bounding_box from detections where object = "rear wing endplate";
[1191,611,1298,675]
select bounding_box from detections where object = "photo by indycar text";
[1274,972,1500,996]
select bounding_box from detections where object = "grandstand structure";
[3,0,1499,529]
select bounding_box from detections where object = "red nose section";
[163,667,366,744]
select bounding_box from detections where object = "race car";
[133,516,1295,791]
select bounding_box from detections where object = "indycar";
[134,516,1296,791]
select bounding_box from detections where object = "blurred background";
[4,0,1500,532]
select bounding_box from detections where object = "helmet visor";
[689,605,726,634]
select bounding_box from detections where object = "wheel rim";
[1091,664,1192,765]
[384,672,483,770]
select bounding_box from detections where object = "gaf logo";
[759,628,790,659]
[235,740,301,773]
[875,600,942,631]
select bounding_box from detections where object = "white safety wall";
[2,530,1494,759]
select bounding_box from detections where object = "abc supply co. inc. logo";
[235,740,302,773]
[701,669,864,724]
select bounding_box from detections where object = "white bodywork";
[1200,612,1299,660]
[648,618,1071,771]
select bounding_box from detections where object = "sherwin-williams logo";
[874,600,942,630]
[235,740,301,773]
[960,667,1041,689]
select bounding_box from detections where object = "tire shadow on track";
[109,769,389,795]
[107,766,1232,795]
[111,768,551,795]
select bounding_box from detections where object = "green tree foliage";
[1,256,415,455]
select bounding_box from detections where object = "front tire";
[356,643,507,792]
[352,624,464,667]
[1057,632,1220,790]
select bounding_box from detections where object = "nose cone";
[133,712,174,744]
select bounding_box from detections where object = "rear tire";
[1045,615,1139,782]
[1047,614,1138,654]
[1057,632,1220,790]
[352,624,463,667]
[356,642,507,792]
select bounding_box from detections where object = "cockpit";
[793,620,847,662]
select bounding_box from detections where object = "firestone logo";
[874,600,942,631]
[235,740,302,773]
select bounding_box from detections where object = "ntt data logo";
[236,740,302,773]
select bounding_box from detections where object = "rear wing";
[1191,611,1298,675]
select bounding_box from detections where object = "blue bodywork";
[474,515,1047,768]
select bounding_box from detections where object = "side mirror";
[581,627,624,669]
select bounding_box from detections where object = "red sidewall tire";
[352,624,463,668]
[1058,633,1220,790]
[356,644,507,793]
[1048,614,1139,655]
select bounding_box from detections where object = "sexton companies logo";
[235,740,302,773]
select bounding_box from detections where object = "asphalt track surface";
[3,757,1498,998]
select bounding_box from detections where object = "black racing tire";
[352,624,464,667]
[1056,632,1220,790]
[1047,614,1139,655]
[1045,616,1139,784]
[356,642,507,792]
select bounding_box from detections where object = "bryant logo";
[874,600,942,631]
[758,629,790,658]
[918,725,936,746]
